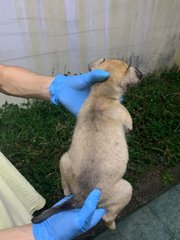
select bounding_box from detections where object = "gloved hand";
[32,189,106,240]
[120,96,125,103]
[49,70,110,115]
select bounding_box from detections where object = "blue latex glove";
[32,189,106,240]
[49,70,110,115]
[120,96,125,103]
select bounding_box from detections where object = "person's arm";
[0,64,53,100]
[0,64,110,115]
[0,224,34,240]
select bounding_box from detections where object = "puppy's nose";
[134,67,143,79]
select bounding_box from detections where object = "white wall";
[0,0,180,105]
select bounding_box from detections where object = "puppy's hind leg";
[60,153,71,196]
[103,179,132,230]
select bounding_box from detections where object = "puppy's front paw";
[124,117,133,132]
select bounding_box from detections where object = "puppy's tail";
[31,197,81,224]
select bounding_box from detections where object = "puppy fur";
[60,59,141,229]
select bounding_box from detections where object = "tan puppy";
[59,58,142,229]
[32,58,142,228]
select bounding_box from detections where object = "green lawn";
[0,70,179,207]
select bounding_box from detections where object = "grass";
[0,70,179,207]
[124,70,180,181]
[160,170,174,187]
[0,102,75,205]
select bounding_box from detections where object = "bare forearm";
[0,224,34,240]
[0,64,53,100]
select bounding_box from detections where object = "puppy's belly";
[70,127,128,174]
[67,124,129,203]
[68,144,128,204]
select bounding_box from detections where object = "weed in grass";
[160,170,174,187]
[0,70,179,207]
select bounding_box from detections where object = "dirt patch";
[76,164,180,240]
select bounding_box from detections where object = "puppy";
[32,59,142,229]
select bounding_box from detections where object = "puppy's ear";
[88,58,105,71]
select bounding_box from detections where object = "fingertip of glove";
[120,96,125,103]
[98,208,107,215]
[92,69,110,79]
[53,194,74,207]
[90,188,101,199]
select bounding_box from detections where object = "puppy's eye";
[134,67,143,79]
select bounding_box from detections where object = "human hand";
[32,189,105,240]
[49,70,110,115]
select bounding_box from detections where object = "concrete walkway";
[94,184,180,240]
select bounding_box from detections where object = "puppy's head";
[88,58,142,91]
